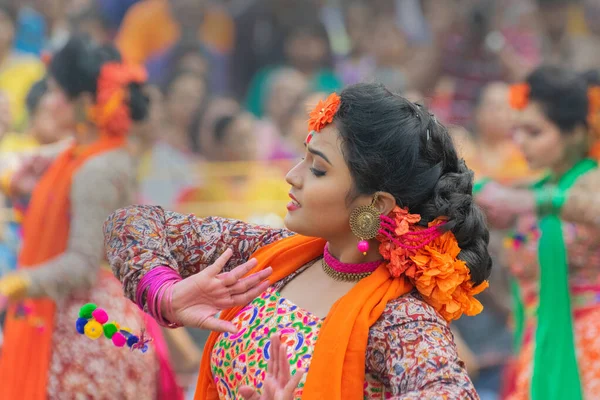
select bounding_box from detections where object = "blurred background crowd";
[0,0,599,399]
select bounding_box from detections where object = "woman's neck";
[75,125,99,146]
[326,235,382,264]
[162,126,189,153]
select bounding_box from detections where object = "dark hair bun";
[336,83,492,284]
[50,36,149,122]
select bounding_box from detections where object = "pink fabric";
[144,315,184,400]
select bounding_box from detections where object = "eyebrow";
[305,144,332,166]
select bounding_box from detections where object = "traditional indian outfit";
[504,158,600,400]
[104,206,480,399]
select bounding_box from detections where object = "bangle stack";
[136,267,182,328]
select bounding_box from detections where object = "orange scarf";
[195,235,414,400]
[0,136,126,400]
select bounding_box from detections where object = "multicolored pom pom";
[112,332,126,347]
[75,317,88,334]
[84,320,103,340]
[79,303,97,319]
[76,304,151,353]
[103,322,118,339]
[91,308,109,324]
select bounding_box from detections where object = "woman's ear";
[374,191,396,215]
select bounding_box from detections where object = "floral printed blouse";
[104,205,479,399]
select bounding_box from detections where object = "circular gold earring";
[349,193,381,255]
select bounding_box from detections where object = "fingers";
[228,280,271,307]
[200,316,239,334]
[226,267,272,295]
[217,258,259,286]
[238,386,261,400]
[278,341,290,387]
[283,369,306,396]
[203,249,234,277]
[269,334,280,380]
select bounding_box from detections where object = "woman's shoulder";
[373,292,448,330]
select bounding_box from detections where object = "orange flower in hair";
[307,93,341,134]
[509,83,530,110]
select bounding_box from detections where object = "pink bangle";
[136,266,182,328]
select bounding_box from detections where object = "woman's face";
[266,70,308,129]
[166,73,206,130]
[31,93,67,144]
[475,83,514,141]
[45,77,77,131]
[285,32,328,72]
[219,113,257,162]
[284,125,367,241]
[513,101,584,171]
[287,92,327,151]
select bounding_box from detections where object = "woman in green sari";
[476,65,600,400]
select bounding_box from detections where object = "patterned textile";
[104,206,479,398]
[211,287,321,399]
[505,210,600,399]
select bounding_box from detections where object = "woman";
[0,37,179,399]
[104,83,492,399]
[477,66,600,400]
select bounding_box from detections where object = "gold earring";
[349,193,381,255]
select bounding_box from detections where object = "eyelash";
[310,168,326,177]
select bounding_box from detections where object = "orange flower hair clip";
[88,62,147,137]
[306,92,341,143]
[378,206,489,321]
[509,83,530,110]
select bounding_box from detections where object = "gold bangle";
[0,273,31,301]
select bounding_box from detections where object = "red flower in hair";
[509,83,530,110]
[308,93,341,133]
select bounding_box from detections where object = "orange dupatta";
[0,136,126,400]
[195,235,414,400]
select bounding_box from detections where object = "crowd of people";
[0,0,598,399]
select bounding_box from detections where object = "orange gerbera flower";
[509,83,530,110]
[308,93,341,132]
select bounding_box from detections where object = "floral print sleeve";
[103,205,293,303]
[365,294,478,399]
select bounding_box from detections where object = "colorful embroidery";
[211,287,322,400]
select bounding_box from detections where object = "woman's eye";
[310,168,326,177]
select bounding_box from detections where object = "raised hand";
[164,249,272,332]
[238,334,306,400]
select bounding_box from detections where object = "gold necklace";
[321,258,373,282]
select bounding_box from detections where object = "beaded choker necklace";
[321,244,381,282]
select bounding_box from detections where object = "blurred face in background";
[513,101,586,171]
[475,83,514,141]
[165,72,207,132]
[197,97,240,160]
[266,69,308,130]
[344,1,372,56]
[371,17,407,66]
[45,77,76,132]
[218,113,257,162]
[31,93,65,144]
[0,9,15,56]
[285,29,330,74]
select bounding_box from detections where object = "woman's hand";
[476,182,535,229]
[238,334,305,400]
[164,249,272,332]
[10,155,53,197]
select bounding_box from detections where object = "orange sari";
[0,136,125,399]
[196,235,414,400]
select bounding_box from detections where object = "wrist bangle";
[136,267,182,328]
[535,186,565,216]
